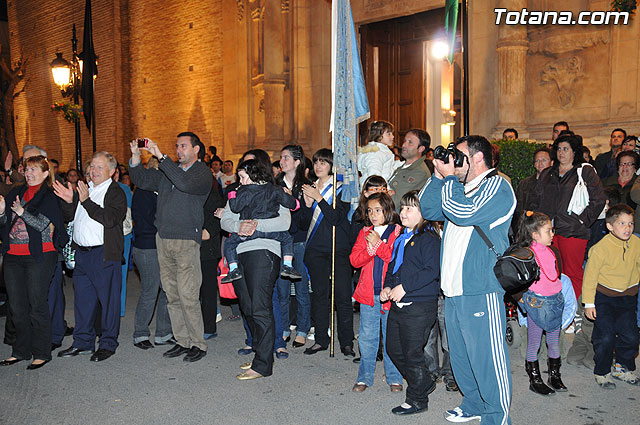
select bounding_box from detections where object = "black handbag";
[473,225,540,296]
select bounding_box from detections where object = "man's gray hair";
[23,145,47,157]
[93,151,117,170]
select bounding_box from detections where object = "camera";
[137,138,149,148]
[433,143,466,167]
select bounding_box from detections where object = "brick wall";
[127,0,223,162]
[7,0,224,170]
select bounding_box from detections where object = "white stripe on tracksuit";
[486,293,511,425]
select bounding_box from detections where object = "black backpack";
[474,226,540,298]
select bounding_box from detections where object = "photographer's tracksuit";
[420,169,516,425]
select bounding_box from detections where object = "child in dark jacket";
[350,192,402,392]
[380,191,441,416]
[222,159,301,283]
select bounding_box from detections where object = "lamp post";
[50,24,83,172]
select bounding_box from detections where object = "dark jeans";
[423,294,453,380]
[592,291,639,375]
[225,231,293,265]
[4,252,58,361]
[200,256,220,335]
[132,247,172,343]
[232,250,280,376]
[386,300,438,408]
[275,241,311,337]
[304,249,354,348]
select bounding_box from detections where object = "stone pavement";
[1,271,639,425]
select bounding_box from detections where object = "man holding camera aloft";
[129,133,213,363]
[420,135,516,425]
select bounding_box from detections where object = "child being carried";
[221,159,302,283]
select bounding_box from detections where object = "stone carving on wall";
[237,0,244,21]
[529,30,609,55]
[540,56,584,108]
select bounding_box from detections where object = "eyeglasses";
[620,162,636,167]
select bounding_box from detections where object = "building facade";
[7,0,640,169]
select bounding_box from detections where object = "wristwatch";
[158,154,168,163]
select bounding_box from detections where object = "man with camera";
[388,129,431,208]
[129,133,213,363]
[420,135,516,424]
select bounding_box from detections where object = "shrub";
[492,139,548,191]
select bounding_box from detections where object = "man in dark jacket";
[513,147,553,229]
[129,132,213,363]
[595,128,626,179]
[54,151,127,362]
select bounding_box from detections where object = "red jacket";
[350,224,402,310]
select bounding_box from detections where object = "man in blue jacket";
[420,135,515,425]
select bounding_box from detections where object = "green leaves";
[492,139,547,191]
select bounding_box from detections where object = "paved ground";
[1,271,639,425]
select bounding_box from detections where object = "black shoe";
[292,340,305,348]
[221,268,243,283]
[51,342,62,352]
[445,378,459,392]
[391,404,428,416]
[134,340,154,350]
[27,360,50,370]
[525,360,555,396]
[280,265,302,280]
[341,345,355,357]
[183,346,207,362]
[155,337,177,346]
[304,345,328,355]
[352,357,361,364]
[427,381,437,395]
[90,349,115,362]
[163,344,189,358]
[58,346,95,358]
[0,358,23,366]
[547,357,568,392]
[64,326,74,337]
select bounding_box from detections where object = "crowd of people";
[0,120,639,424]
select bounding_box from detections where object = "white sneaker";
[564,324,575,334]
[444,407,481,422]
[612,363,640,385]
[308,327,315,341]
[595,373,617,389]
[216,313,222,323]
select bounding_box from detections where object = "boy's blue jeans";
[592,291,639,375]
[357,295,402,387]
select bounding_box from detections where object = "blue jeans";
[276,242,311,338]
[121,233,132,317]
[132,247,172,343]
[357,295,402,387]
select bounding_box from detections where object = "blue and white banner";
[330,0,370,207]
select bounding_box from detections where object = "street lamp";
[50,24,83,172]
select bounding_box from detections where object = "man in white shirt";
[54,152,127,363]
